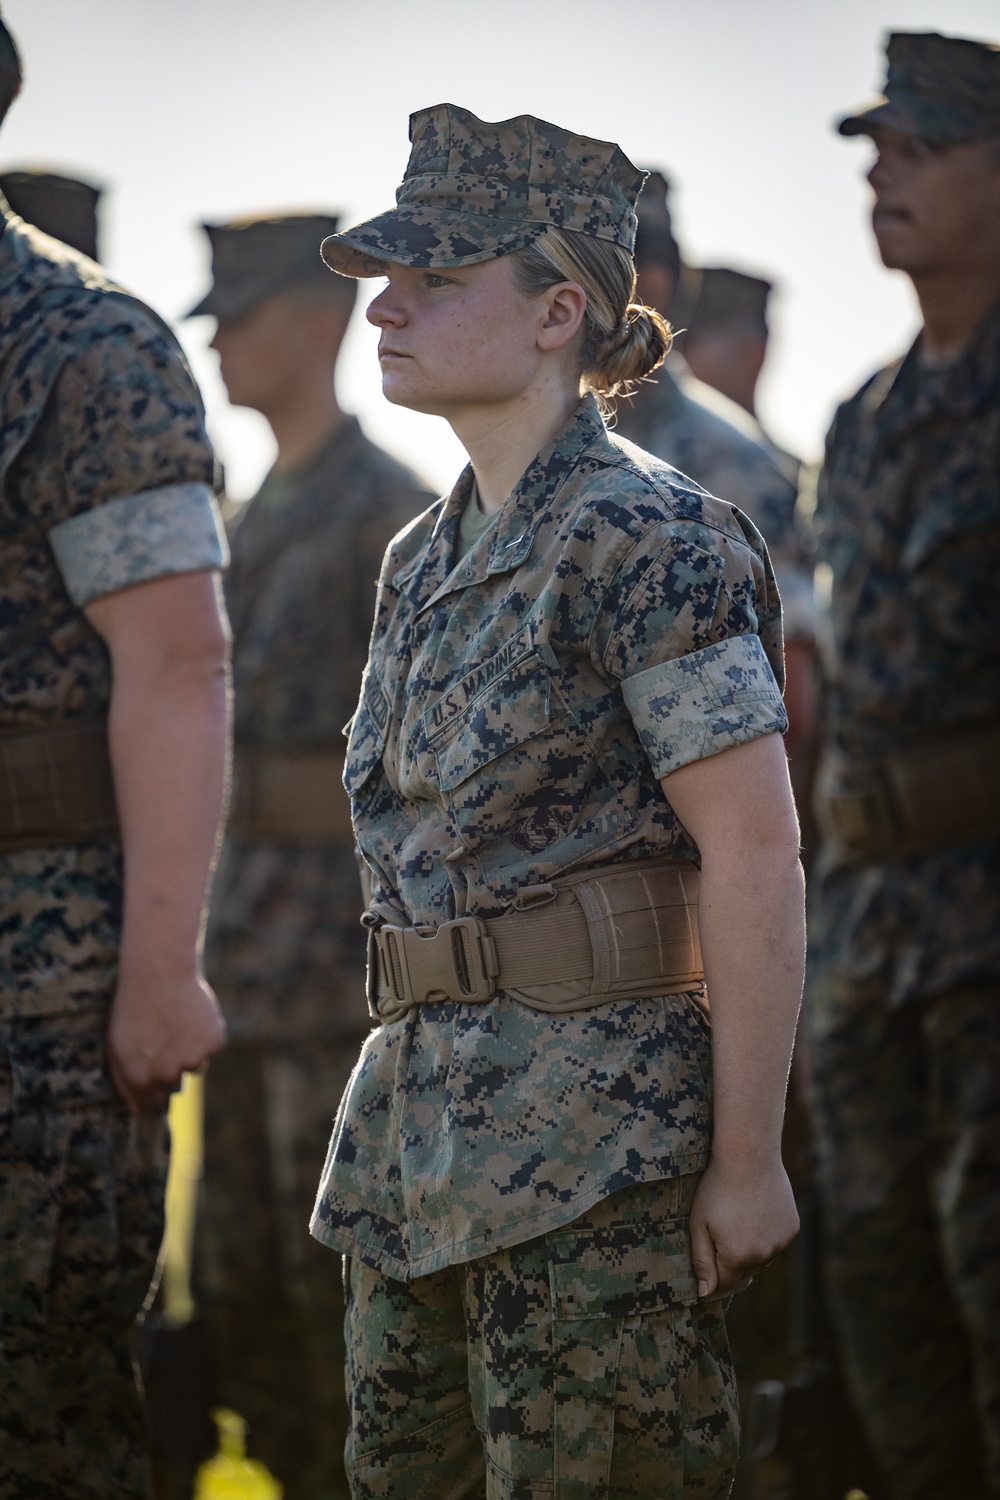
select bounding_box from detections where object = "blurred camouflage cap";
[632,170,681,278]
[187,212,342,320]
[320,102,645,278]
[838,31,1000,144]
[687,267,771,340]
[0,169,101,260]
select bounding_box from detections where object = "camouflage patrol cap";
[0,169,101,260]
[187,212,342,320]
[319,103,645,279]
[687,267,771,340]
[838,31,1000,144]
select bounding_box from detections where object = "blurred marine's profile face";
[210,294,315,412]
[866,128,1000,278]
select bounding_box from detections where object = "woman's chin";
[381,379,451,418]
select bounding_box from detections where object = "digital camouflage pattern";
[0,1009,169,1500]
[311,393,787,1279]
[805,303,1000,1491]
[0,199,224,1022]
[807,979,1000,1497]
[614,366,813,638]
[204,416,433,1041]
[807,302,1000,1010]
[320,103,645,279]
[197,419,429,1497]
[345,1176,739,1499]
[838,30,1000,144]
[0,202,220,1496]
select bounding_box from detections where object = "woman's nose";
[367,284,405,328]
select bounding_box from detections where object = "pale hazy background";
[2,0,997,499]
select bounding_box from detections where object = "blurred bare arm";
[85,569,229,1112]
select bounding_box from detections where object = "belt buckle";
[373,917,499,1011]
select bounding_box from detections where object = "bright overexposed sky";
[2,0,997,498]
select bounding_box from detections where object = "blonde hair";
[509,228,671,401]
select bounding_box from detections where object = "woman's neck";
[451,376,582,516]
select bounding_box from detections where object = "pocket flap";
[343,674,389,797]
[548,1214,698,1320]
[430,656,557,794]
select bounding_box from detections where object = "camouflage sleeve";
[621,635,787,776]
[49,483,227,606]
[12,306,225,603]
[596,527,787,775]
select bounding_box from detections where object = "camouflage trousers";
[806,976,1000,1499]
[345,1174,739,1499]
[0,1009,169,1500]
[194,1034,367,1500]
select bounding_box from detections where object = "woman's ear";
[536,281,587,352]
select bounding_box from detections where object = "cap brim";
[837,97,924,138]
[184,261,337,320]
[320,205,550,278]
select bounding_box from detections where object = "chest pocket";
[343,671,389,800]
[428,653,594,854]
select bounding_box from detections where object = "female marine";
[311,104,804,1498]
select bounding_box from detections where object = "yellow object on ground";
[194,1409,283,1500]
[160,1071,204,1323]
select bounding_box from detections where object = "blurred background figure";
[684,265,802,488]
[805,29,1000,1499]
[616,166,821,1496]
[616,170,814,649]
[0,12,228,1498]
[0,164,101,258]
[187,212,433,1500]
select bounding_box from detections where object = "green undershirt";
[456,479,498,562]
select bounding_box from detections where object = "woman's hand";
[689,1152,800,1297]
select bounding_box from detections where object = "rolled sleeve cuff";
[48,482,229,606]
[622,633,788,778]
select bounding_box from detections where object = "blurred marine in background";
[615,171,813,646]
[188,214,432,1499]
[0,166,101,260]
[684,264,802,490]
[806,30,1000,1498]
[0,12,229,1499]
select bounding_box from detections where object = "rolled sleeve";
[622,632,788,777]
[48,482,229,606]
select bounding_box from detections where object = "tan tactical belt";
[0,718,118,854]
[227,745,352,843]
[364,858,704,1023]
[814,721,1000,862]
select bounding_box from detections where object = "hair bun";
[590,302,671,396]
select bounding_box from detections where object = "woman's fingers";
[689,1204,720,1298]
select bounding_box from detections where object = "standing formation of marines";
[0,8,998,1500]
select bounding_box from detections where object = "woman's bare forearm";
[661,732,805,1291]
[698,837,805,1165]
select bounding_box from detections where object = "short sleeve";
[622,634,787,777]
[595,522,787,775]
[11,299,226,603]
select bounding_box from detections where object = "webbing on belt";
[815,721,1000,861]
[0,718,118,853]
[365,858,703,1023]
